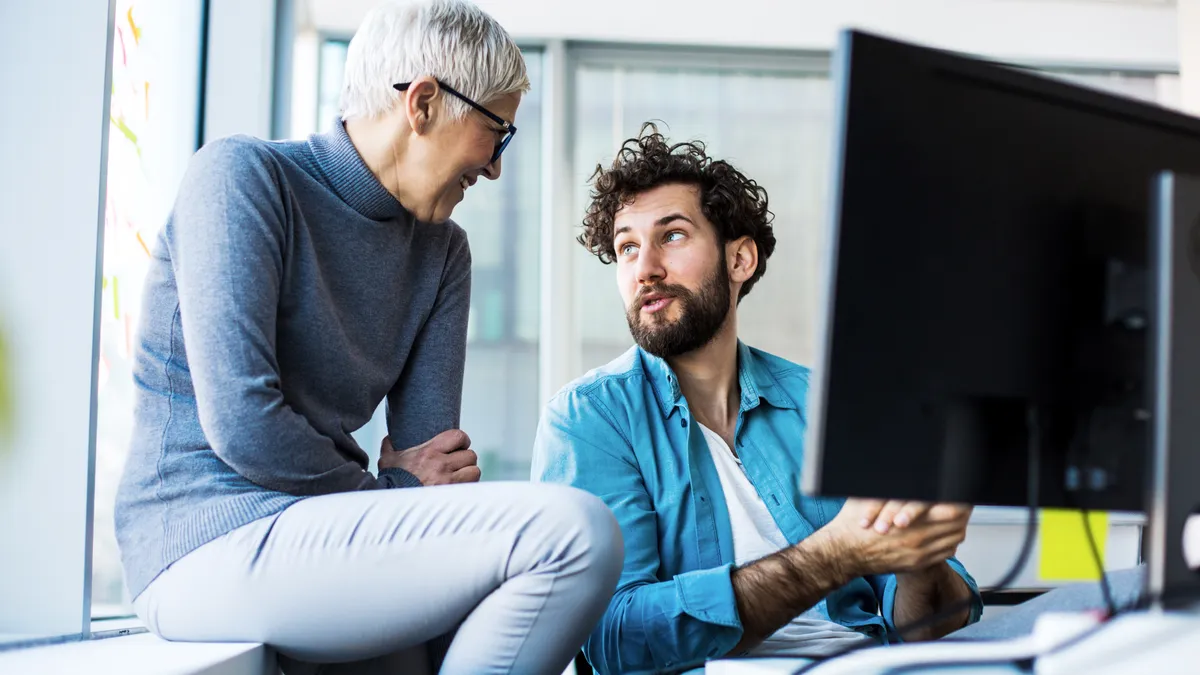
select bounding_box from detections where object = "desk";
[703,610,1200,675]
[703,658,1020,674]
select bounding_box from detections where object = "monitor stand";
[1029,171,1200,674]
[1143,170,1200,611]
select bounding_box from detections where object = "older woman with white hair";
[113,1,622,672]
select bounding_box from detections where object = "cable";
[791,405,1044,675]
[1080,508,1117,618]
[874,422,1123,675]
[1059,409,1116,618]
[875,582,1184,675]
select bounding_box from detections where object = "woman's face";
[406,86,521,223]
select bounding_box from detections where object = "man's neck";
[667,317,740,441]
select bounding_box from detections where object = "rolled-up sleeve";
[872,556,984,639]
[532,388,743,674]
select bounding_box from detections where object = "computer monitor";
[802,30,1200,512]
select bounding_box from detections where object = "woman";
[114,1,622,673]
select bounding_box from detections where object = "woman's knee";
[527,484,624,580]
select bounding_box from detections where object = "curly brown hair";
[579,122,776,299]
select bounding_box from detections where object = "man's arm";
[732,501,978,651]
[862,502,983,639]
[892,562,975,640]
[729,530,854,653]
[533,390,745,675]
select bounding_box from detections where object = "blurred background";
[2,0,1192,636]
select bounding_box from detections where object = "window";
[91,0,209,619]
[572,54,834,373]
[316,40,349,134]
[569,55,1177,377]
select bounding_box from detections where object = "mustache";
[634,283,691,311]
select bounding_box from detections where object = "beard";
[626,258,732,359]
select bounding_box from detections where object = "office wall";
[1182,0,1200,112]
[307,0,1179,69]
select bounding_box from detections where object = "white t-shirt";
[699,423,873,657]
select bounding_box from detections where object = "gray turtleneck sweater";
[115,121,471,599]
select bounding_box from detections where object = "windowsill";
[91,616,147,639]
[0,632,274,675]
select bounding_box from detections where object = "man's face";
[612,183,734,358]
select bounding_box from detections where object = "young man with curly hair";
[531,125,983,674]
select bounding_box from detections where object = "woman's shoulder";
[194,134,277,165]
[187,135,294,191]
[439,218,471,259]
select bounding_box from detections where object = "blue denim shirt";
[532,343,982,675]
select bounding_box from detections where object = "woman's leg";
[134,482,623,675]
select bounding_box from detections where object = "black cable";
[791,405,1044,675]
[877,582,1185,675]
[1059,410,1116,618]
[875,425,1125,675]
[1080,508,1117,617]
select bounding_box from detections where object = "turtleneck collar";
[308,119,410,221]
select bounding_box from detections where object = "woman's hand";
[379,430,481,485]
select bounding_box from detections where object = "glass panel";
[443,52,544,480]
[570,61,1173,379]
[317,40,349,133]
[91,0,203,618]
[572,64,833,373]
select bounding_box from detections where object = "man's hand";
[378,430,481,485]
[820,499,972,577]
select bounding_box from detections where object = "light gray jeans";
[133,482,623,675]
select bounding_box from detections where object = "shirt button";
[681,418,688,428]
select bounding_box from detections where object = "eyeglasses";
[393,79,517,164]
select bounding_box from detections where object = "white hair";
[340,0,529,121]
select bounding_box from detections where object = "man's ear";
[728,236,759,285]
[402,76,441,135]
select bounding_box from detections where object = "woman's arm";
[385,224,471,453]
[169,137,381,496]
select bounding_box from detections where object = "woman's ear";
[728,236,759,285]
[402,76,440,135]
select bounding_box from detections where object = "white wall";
[307,0,1179,69]
[1181,0,1200,111]
[0,0,114,639]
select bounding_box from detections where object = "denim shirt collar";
[638,340,800,418]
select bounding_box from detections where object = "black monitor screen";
[804,31,1200,512]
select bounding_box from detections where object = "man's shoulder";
[554,346,649,404]
[739,341,816,410]
[745,345,811,380]
[535,348,649,468]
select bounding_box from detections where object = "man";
[532,125,982,674]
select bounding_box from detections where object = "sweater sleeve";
[167,137,381,496]
[385,223,471,452]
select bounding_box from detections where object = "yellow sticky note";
[1038,509,1108,581]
